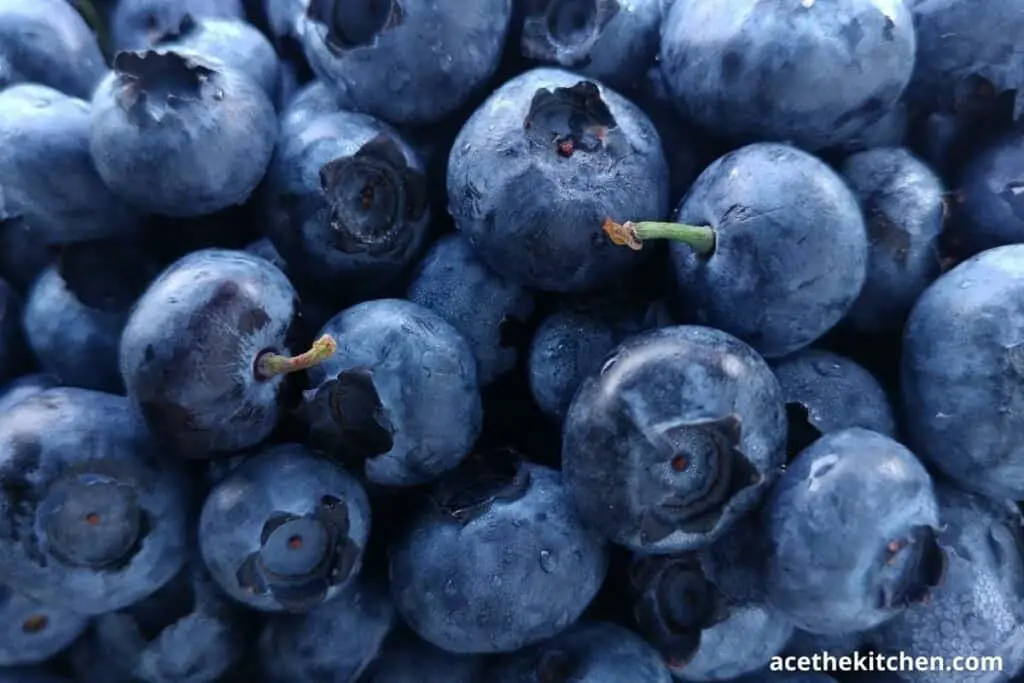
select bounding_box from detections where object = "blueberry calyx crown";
[152,13,200,45]
[304,367,396,460]
[521,0,621,66]
[429,450,531,525]
[523,81,617,157]
[113,50,216,119]
[875,525,945,611]
[307,0,404,52]
[234,495,361,611]
[319,134,427,255]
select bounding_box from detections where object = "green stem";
[256,335,337,380]
[603,218,716,255]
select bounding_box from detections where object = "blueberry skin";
[265,0,305,42]
[517,0,662,92]
[389,461,609,654]
[767,428,943,635]
[360,630,488,683]
[199,444,371,613]
[112,0,244,51]
[265,110,431,298]
[0,0,106,99]
[120,249,297,457]
[659,0,915,151]
[870,485,1024,683]
[836,101,908,155]
[0,387,189,615]
[783,629,863,659]
[244,237,289,275]
[669,143,868,358]
[448,67,670,293]
[278,80,349,136]
[0,85,141,246]
[304,299,482,487]
[0,374,61,414]
[0,276,22,382]
[259,575,394,683]
[407,234,535,385]
[0,582,88,666]
[838,147,946,333]
[90,50,277,218]
[901,245,1024,500]
[951,130,1024,255]
[299,0,512,126]
[489,622,673,683]
[563,325,787,554]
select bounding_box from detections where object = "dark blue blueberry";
[265,110,431,299]
[299,0,512,125]
[517,0,662,92]
[0,387,190,615]
[0,374,61,414]
[304,298,482,487]
[90,50,277,218]
[869,485,1024,683]
[949,130,1024,256]
[278,79,348,136]
[658,0,915,151]
[901,245,1024,500]
[0,582,88,666]
[407,234,536,386]
[0,85,142,247]
[111,0,244,51]
[259,574,394,683]
[767,428,944,635]
[120,249,323,457]
[772,349,896,458]
[448,68,670,293]
[0,276,22,382]
[0,0,107,98]
[388,458,609,653]
[563,325,786,553]
[359,629,488,683]
[199,444,371,612]
[839,147,946,333]
[489,621,673,683]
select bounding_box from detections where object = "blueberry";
[259,575,394,683]
[244,238,289,275]
[0,0,107,99]
[659,0,915,151]
[0,374,61,414]
[304,298,482,487]
[0,84,142,247]
[265,0,305,44]
[299,0,512,126]
[563,325,786,553]
[782,629,863,660]
[407,234,536,386]
[0,387,190,615]
[517,0,662,92]
[278,79,349,136]
[772,349,896,458]
[949,129,1024,256]
[265,111,432,299]
[870,485,1024,683]
[199,444,371,612]
[766,428,944,634]
[606,142,868,358]
[901,245,1024,500]
[489,621,674,683]
[360,629,488,683]
[120,249,333,457]
[0,582,88,666]
[90,50,277,218]
[836,101,908,155]
[838,147,946,333]
[112,0,244,51]
[388,457,609,653]
[448,68,670,292]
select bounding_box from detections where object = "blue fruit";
[244,238,289,275]
[389,457,609,653]
[265,0,304,44]
[299,0,512,125]
[837,102,909,155]
[0,387,189,615]
[563,325,786,553]
[448,67,670,292]
[0,582,88,666]
[0,374,60,414]
[782,629,863,659]
[901,245,1024,500]
[90,50,276,218]
[659,0,916,151]
[767,428,944,635]
[950,130,1024,255]
[839,147,946,332]
[360,630,488,683]
[304,299,482,487]
[112,0,244,51]
[199,444,371,612]
[407,234,535,386]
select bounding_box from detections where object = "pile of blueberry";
[1,0,1023,681]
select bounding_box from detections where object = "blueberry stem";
[603,218,716,254]
[257,335,338,379]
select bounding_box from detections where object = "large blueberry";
[0,388,189,615]
[112,0,244,51]
[659,0,915,151]
[448,67,670,292]
[563,325,786,553]
[360,630,488,683]
[949,130,1024,256]
[304,298,482,487]
[901,245,1024,500]
[199,444,371,613]
[0,582,88,666]
[90,50,276,218]
[389,457,609,653]
[767,428,944,634]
